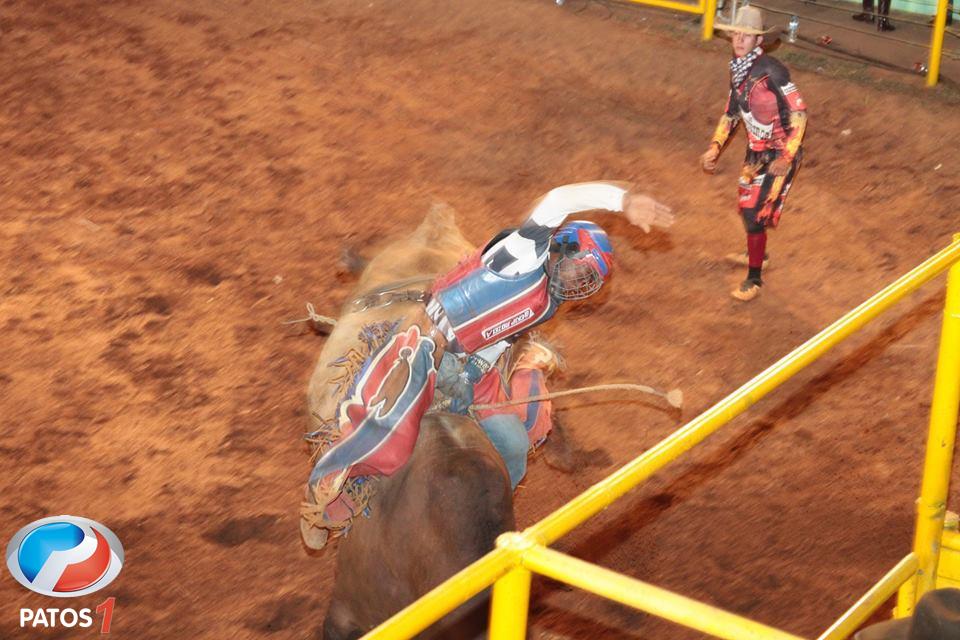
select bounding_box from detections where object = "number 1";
[96,597,115,634]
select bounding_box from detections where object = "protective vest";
[428,250,556,354]
[732,56,805,152]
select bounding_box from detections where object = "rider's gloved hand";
[447,373,475,415]
[438,353,492,414]
[450,355,493,413]
[462,354,491,384]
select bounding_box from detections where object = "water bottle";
[787,15,800,43]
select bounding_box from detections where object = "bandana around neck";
[730,46,763,88]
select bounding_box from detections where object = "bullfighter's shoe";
[731,279,762,302]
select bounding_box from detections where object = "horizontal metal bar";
[361,547,518,640]
[620,0,704,14]
[522,544,806,640]
[526,239,960,546]
[817,553,919,640]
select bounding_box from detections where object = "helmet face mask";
[547,222,613,302]
[548,250,604,301]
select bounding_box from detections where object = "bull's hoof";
[300,518,330,551]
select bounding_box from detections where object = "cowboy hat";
[854,589,960,640]
[716,6,777,35]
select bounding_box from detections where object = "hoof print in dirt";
[202,514,283,547]
[541,418,613,473]
[140,295,173,317]
[183,262,225,286]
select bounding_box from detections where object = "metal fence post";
[702,0,718,40]
[488,533,533,640]
[902,236,960,613]
[928,0,950,86]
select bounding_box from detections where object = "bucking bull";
[301,204,611,639]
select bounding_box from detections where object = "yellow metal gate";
[360,235,960,640]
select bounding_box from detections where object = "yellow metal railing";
[518,539,806,640]
[928,0,952,85]
[818,553,918,640]
[898,244,960,614]
[527,238,960,547]
[625,0,704,16]
[616,0,718,40]
[362,235,960,640]
[362,548,516,640]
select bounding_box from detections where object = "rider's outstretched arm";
[482,182,673,275]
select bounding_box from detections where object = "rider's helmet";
[548,221,613,301]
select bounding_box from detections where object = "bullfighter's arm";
[701,90,740,174]
[711,89,742,151]
[765,66,807,180]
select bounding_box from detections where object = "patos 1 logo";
[7,516,122,632]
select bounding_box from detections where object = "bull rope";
[471,383,684,411]
[282,302,337,327]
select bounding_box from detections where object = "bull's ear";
[427,200,457,222]
[339,247,367,276]
[414,201,461,244]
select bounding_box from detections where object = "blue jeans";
[437,352,528,489]
[478,413,529,490]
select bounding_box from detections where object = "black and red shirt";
[723,55,806,157]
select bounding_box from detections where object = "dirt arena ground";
[3,0,960,638]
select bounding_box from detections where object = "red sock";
[747,232,767,269]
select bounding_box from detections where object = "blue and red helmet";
[548,221,614,301]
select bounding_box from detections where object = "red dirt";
[2,0,960,638]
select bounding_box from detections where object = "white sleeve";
[527,183,627,228]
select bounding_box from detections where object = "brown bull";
[303,205,514,638]
[304,202,472,465]
[322,412,514,640]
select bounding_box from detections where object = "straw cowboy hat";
[716,5,777,35]
[854,589,960,640]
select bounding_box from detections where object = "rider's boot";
[511,334,563,379]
